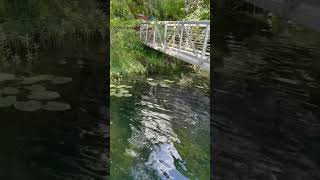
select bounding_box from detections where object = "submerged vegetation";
[0,0,106,66]
[110,0,210,81]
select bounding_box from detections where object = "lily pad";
[110,92,116,96]
[164,79,175,83]
[147,82,158,86]
[119,85,133,89]
[114,93,123,97]
[58,60,67,65]
[110,88,116,92]
[159,82,170,88]
[2,87,19,95]
[50,77,72,84]
[24,85,46,91]
[42,101,71,111]
[196,85,204,89]
[123,94,132,97]
[0,96,16,107]
[110,84,115,88]
[0,73,15,82]
[27,91,60,100]
[22,74,54,84]
[119,89,129,94]
[147,78,154,81]
[77,60,84,65]
[117,85,127,88]
[14,100,42,112]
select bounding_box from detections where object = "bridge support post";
[178,22,183,55]
[145,24,148,42]
[202,25,210,58]
[153,24,156,46]
[164,24,167,50]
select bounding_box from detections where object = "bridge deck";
[140,21,210,71]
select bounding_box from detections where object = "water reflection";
[213,13,320,180]
[111,72,210,179]
[0,41,108,179]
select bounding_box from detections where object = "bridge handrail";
[139,20,210,71]
[141,20,210,25]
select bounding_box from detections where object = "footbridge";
[140,21,210,71]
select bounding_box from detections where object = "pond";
[110,66,210,179]
[213,12,320,180]
[0,39,108,179]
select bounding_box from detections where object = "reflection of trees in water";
[126,90,189,179]
[213,12,320,180]
[125,81,210,179]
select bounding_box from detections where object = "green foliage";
[110,0,210,80]
[110,21,145,79]
[185,0,210,20]
[0,0,106,63]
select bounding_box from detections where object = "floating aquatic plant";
[0,96,16,107]
[42,101,71,111]
[195,85,205,89]
[22,74,54,84]
[0,73,15,82]
[159,82,170,88]
[110,84,133,97]
[147,81,158,86]
[77,60,84,65]
[147,79,173,88]
[2,87,19,95]
[27,90,60,100]
[24,85,46,91]
[50,77,72,84]
[58,60,67,65]
[14,100,42,112]
[164,79,175,83]
[119,89,129,94]
[114,93,123,97]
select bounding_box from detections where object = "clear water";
[213,12,320,180]
[0,40,108,179]
[110,67,210,179]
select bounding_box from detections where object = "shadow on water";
[0,39,108,180]
[111,68,210,180]
[213,9,320,180]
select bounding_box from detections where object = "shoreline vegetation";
[110,0,210,82]
[0,0,106,66]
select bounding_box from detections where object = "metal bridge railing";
[139,21,210,71]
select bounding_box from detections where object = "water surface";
[111,67,210,179]
[0,39,108,179]
[213,12,320,180]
